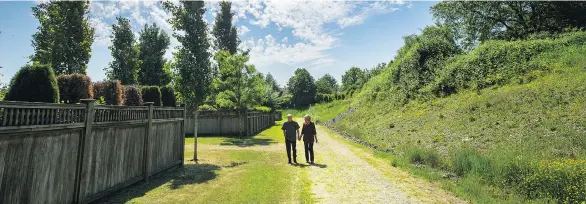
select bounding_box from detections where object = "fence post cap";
[80,99,96,103]
[143,102,155,106]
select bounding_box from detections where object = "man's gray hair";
[287,114,292,117]
[304,114,311,120]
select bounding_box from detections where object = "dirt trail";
[303,125,465,204]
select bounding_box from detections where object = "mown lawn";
[96,120,314,204]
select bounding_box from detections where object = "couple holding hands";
[281,114,318,165]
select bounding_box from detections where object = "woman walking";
[299,114,318,164]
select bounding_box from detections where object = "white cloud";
[238,25,250,36]
[233,1,403,71]
[89,17,112,47]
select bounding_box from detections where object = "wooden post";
[181,106,186,166]
[73,99,95,204]
[143,102,154,182]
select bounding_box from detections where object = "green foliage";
[521,159,586,203]
[252,106,271,113]
[5,64,59,103]
[93,80,123,105]
[341,67,364,92]
[57,74,93,104]
[452,148,492,176]
[406,147,442,168]
[31,1,94,75]
[138,23,171,86]
[123,85,142,106]
[316,74,337,95]
[212,50,265,109]
[106,17,140,85]
[161,86,177,107]
[432,1,586,49]
[198,104,217,111]
[141,86,162,106]
[212,1,239,55]
[164,1,212,109]
[287,68,316,107]
[427,31,586,97]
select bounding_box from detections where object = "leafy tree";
[265,73,279,91]
[212,1,239,54]
[164,1,212,162]
[342,67,365,92]
[106,17,140,85]
[432,1,586,49]
[212,51,264,110]
[316,74,337,95]
[287,68,316,107]
[5,64,59,103]
[138,23,170,86]
[31,1,94,75]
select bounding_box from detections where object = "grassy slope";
[330,42,586,202]
[281,100,351,122]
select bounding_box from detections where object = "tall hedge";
[123,85,143,106]
[93,80,123,105]
[141,86,161,106]
[57,74,93,104]
[161,86,176,107]
[5,64,59,103]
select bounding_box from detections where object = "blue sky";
[0,0,437,86]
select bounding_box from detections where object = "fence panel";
[0,101,185,204]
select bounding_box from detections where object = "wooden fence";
[0,100,186,204]
[185,110,281,136]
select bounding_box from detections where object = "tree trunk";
[193,109,198,162]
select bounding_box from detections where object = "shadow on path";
[220,138,276,147]
[290,163,327,169]
[92,161,247,204]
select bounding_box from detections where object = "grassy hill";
[316,32,586,203]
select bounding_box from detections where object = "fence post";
[143,102,154,182]
[73,99,95,204]
[181,106,186,166]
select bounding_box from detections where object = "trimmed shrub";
[5,64,59,103]
[93,80,123,105]
[160,86,177,107]
[141,86,161,106]
[123,85,142,106]
[57,74,93,104]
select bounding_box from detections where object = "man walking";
[281,114,300,164]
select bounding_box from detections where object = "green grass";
[329,42,586,202]
[187,120,287,146]
[281,100,351,123]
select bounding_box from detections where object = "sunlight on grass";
[186,120,287,146]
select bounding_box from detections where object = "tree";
[31,1,94,75]
[432,1,586,49]
[265,73,279,92]
[316,74,337,95]
[341,67,365,92]
[287,68,316,107]
[212,1,239,54]
[213,51,264,110]
[164,1,212,162]
[138,23,170,86]
[106,17,140,85]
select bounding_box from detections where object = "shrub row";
[3,64,177,106]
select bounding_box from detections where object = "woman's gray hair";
[304,114,311,120]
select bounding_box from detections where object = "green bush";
[5,64,59,103]
[199,104,217,111]
[123,85,142,106]
[253,106,271,112]
[57,74,93,104]
[520,159,586,203]
[93,80,123,105]
[406,147,442,168]
[452,148,492,176]
[160,86,176,107]
[141,86,162,106]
